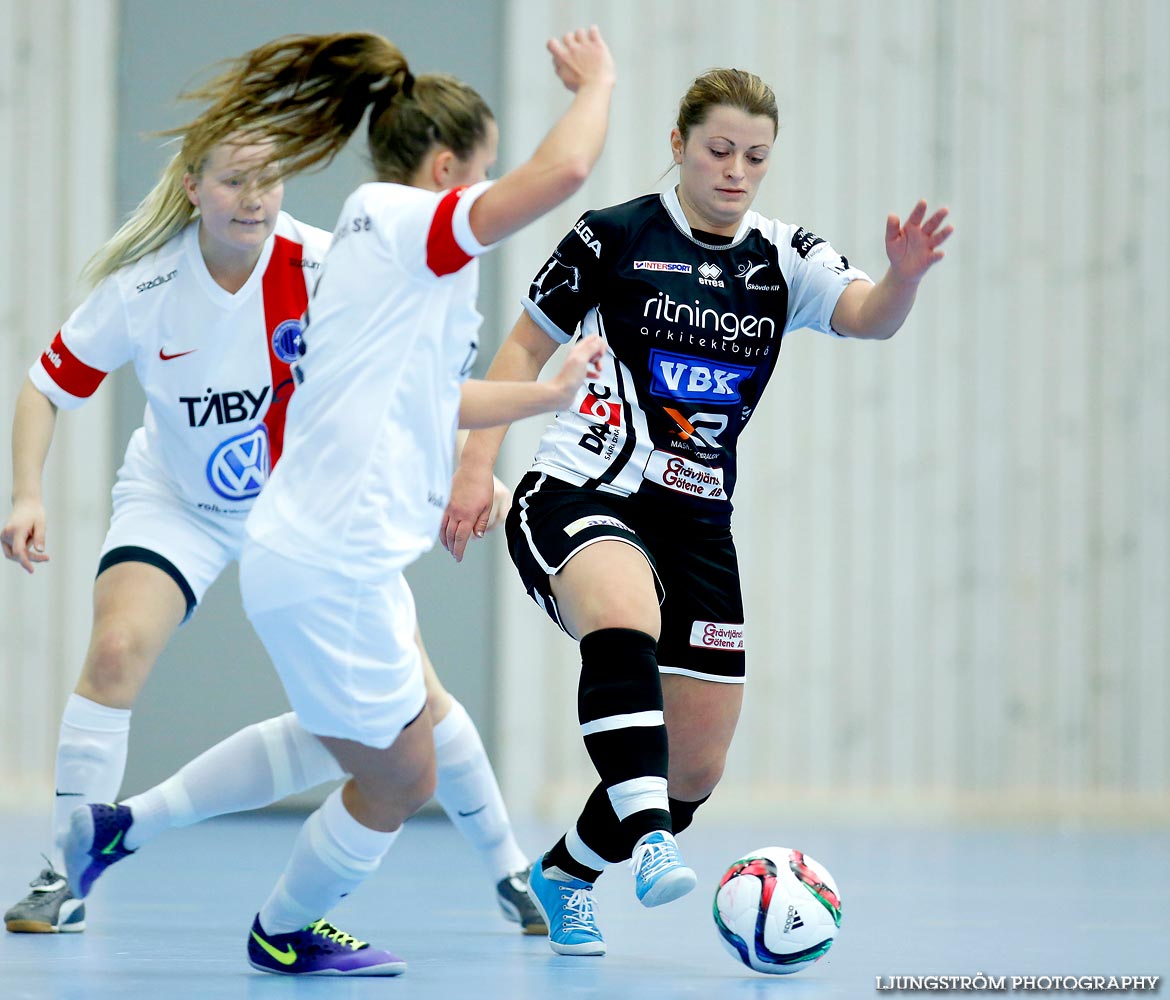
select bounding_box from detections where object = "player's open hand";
[548,26,615,94]
[548,334,605,411]
[441,460,497,562]
[885,200,953,284]
[1,499,50,574]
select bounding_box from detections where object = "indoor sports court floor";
[1,809,1166,998]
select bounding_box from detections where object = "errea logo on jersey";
[648,350,752,403]
[697,262,724,288]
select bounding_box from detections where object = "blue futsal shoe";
[630,830,697,907]
[527,863,606,956]
[63,803,135,899]
[247,915,406,976]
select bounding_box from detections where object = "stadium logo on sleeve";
[271,320,303,363]
[531,259,581,304]
[634,261,693,273]
[206,426,270,500]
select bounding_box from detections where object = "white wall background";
[494,0,1170,823]
[0,0,116,804]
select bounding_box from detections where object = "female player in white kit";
[63,27,615,976]
[442,67,951,956]
[2,48,542,937]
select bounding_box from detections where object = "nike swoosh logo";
[457,805,487,818]
[55,791,85,797]
[251,930,298,965]
[101,830,124,855]
[159,348,197,361]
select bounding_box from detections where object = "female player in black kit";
[442,67,952,955]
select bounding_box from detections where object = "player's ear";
[433,149,457,187]
[182,173,200,208]
[670,128,685,166]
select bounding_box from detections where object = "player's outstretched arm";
[442,312,563,560]
[457,335,603,431]
[466,26,615,247]
[2,378,58,573]
[830,200,953,340]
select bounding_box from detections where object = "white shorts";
[100,457,246,621]
[238,540,427,749]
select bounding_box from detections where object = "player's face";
[671,105,775,236]
[185,142,284,260]
[446,119,500,187]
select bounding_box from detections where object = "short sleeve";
[521,210,614,345]
[29,276,132,409]
[782,226,873,337]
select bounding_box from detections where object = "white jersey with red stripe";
[29,213,330,515]
[245,180,495,579]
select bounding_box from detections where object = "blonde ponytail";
[82,151,197,287]
[82,31,415,287]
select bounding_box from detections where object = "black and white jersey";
[522,186,872,520]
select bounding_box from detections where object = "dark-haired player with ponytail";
[443,66,952,957]
[60,27,615,976]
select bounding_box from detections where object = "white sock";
[433,699,527,880]
[121,713,344,850]
[51,694,131,868]
[258,787,398,934]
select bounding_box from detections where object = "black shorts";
[505,471,745,682]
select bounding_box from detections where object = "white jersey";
[245,180,495,579]
[30,214,331,515]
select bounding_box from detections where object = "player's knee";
[669,758,725,802]
[80,626,152,702]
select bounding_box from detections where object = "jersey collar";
[183,218,277,309]
[660,186,753,249]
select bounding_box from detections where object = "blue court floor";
[1,810,1166,999]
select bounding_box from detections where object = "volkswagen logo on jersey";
[648,350,753,403]
[207,426,270,501]
[271,319,303,363]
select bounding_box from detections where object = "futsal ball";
[713,846,842,975]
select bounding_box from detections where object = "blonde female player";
[63,27,615,976]
[2,74,540,937]
[442,67,951,956]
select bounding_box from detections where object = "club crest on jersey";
[207,426,269,501]
[648,350,752,403]
[271,319,303,363]
[634,261,693,274]
[531,258,581,304]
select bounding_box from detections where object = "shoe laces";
[30,858,66,891]
[558,886,599,933]
[306,917,367,951]
[631,835,680,881]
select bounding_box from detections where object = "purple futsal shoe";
[247,915,407,976]
[63,803,136,899]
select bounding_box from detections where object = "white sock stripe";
[257,716,295,801]
[579,710,664,737]
[606,776,669,821]
[566,824,611,872]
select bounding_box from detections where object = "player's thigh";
[550,538,661,641]
[662,673,743,798]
